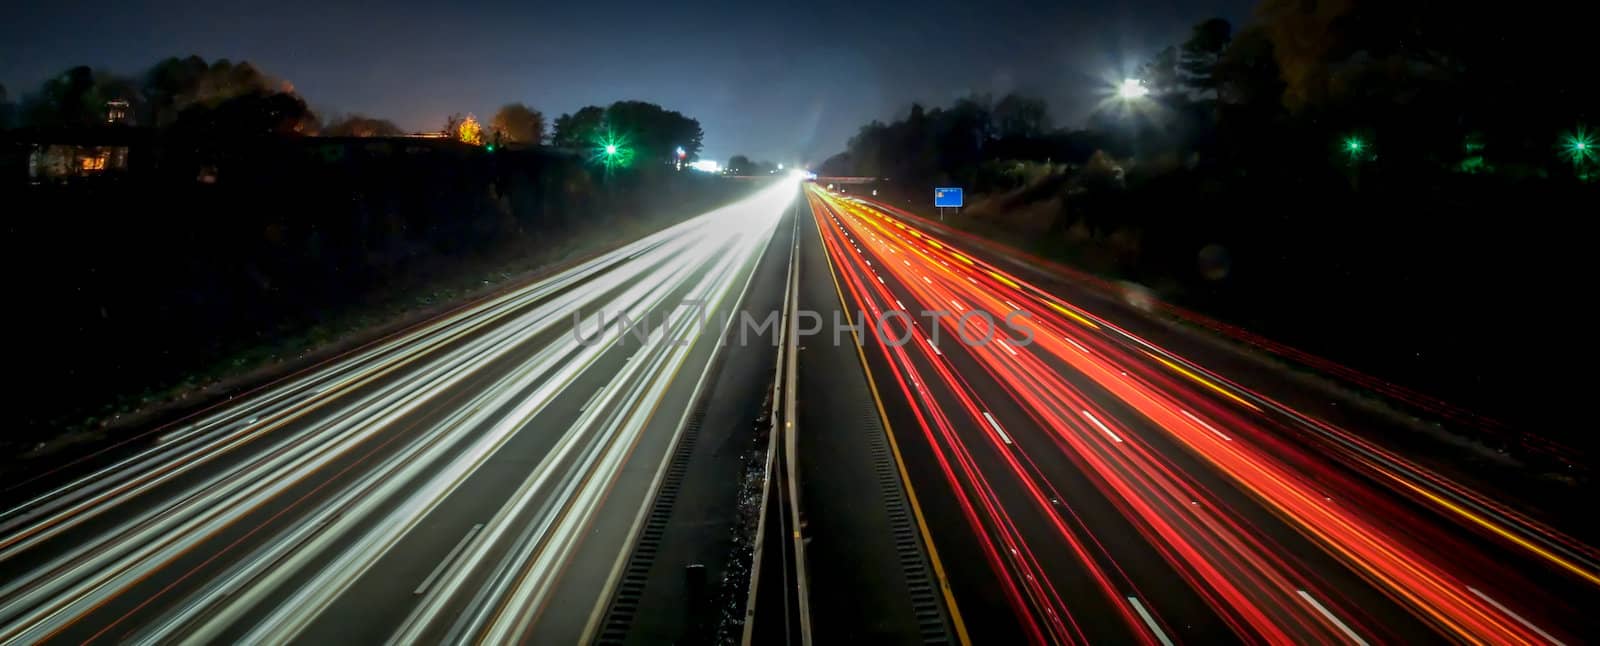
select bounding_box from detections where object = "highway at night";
[0,181,798,645]
[2,179,1595,644]
[7,1,1594,643]
[802,184,1598,644]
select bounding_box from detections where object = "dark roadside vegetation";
[816,2,1598,464]
[0,56,741,477]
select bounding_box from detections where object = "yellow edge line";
[1047,301,1102,330]
[808,190,972,645]
[1143,350,1262,412]
[1384,471,1600,587]
[987,271,1019,290]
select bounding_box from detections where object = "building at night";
[105,99,130,125]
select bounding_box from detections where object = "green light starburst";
[1343,135,1365,157]
[1561,126,1597,166]
[592,131,634,170]
[1336,133,1371,166]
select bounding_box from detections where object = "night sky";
[3,0,1251,164]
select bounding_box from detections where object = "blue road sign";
[934,187,963,208]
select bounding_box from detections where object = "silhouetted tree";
[727,155,753,173]
[1139,47,1184,99]
[551,106,605,149]
[172,91,315,137]
[491,102,545,145]
[21,66,101,126]
[143,56,278,126]
[1214,27,1284,109]
[993,94,1051,140]
[1180,18,1233,99]
[323,114,404,137]
[817,150,853,176]
[603,100,703,164]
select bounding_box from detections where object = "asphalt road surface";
[803,185,1599,645]
[7,176,1597,645]
[0,180,799,645]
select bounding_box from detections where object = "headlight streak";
[809,186,1585,645]
[0,180,798,644]
[169,236,725,645]
[0,216,709,558]
[2,239,710,640]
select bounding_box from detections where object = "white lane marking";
[1127,597,1173,646]
[579,388,606,412]
[415,524,484,595]
[903,260,911,267]
[1004,300,1020,309]
[983,412,1012,445]
[1296,590,1370,646]
[1080,410,1122,443]
[1063,336,1090,353]
[1467,587,1567,646]
[996,339,1018,357]
[865,259,872,266]
[1178,409,1232,441]
[950,300,964,311]
[895,299,906,310]
[877,275,885,284]
[967,276,977,284]
[922,276,932,285]
[927,338,942,356]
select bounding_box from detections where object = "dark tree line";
[4,57,719,170]
[725,155,779,175]
[827,1,1596,188]
[4,57,316,136]
[551,101,703,167]
[820,0,1598,446]
[322,114,405,138]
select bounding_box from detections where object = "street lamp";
[606,144,619,155]
[1117,78,1148,100]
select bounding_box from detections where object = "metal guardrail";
[743,194,812,646]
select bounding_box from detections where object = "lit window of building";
[106,99,130,124]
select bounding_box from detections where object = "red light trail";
[807,186,1593,644]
